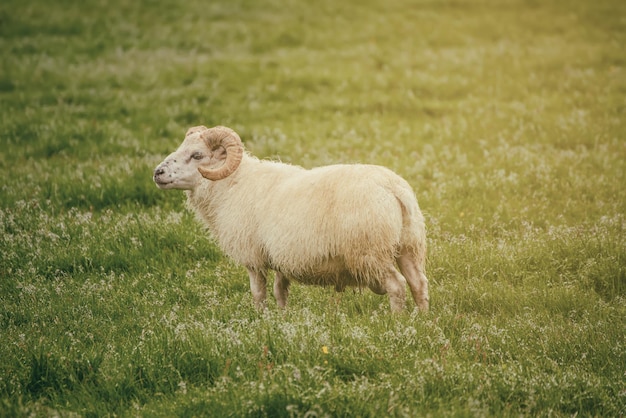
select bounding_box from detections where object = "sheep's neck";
[185,174,236,232]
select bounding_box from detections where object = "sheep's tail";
[394,183,427,268]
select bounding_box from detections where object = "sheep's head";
[153,125,244,190]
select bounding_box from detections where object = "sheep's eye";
[191,152,204,160]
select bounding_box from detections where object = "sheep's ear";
[185,125,208,137]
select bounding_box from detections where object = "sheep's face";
[153,132,227,190]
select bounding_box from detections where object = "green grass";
[1,0,625,416]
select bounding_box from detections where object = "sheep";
[153,125,429,312]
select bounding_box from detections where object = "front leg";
[247,268,267,310]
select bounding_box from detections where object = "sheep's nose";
[154,167,165,177]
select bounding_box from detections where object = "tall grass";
[1,0,625,416]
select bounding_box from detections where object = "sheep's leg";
[247,268,267,310]
[397,251,429,312]
[368,280,387,295]
[273,271,290,308]
[383,266,407,313]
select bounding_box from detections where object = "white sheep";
[153,126,429,312]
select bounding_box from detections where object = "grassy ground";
[1,0,625,416]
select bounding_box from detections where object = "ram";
[153,126,429,312]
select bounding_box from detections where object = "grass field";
[1,0,625,416]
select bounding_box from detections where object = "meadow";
[1,0,625,416]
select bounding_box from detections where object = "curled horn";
[185,125,208,137]
[197,126,244,181]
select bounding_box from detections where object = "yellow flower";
[322,346,329,354]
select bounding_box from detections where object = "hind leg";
[380,266,407,313]
[396,250,429,311]
[368,280,387,295]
